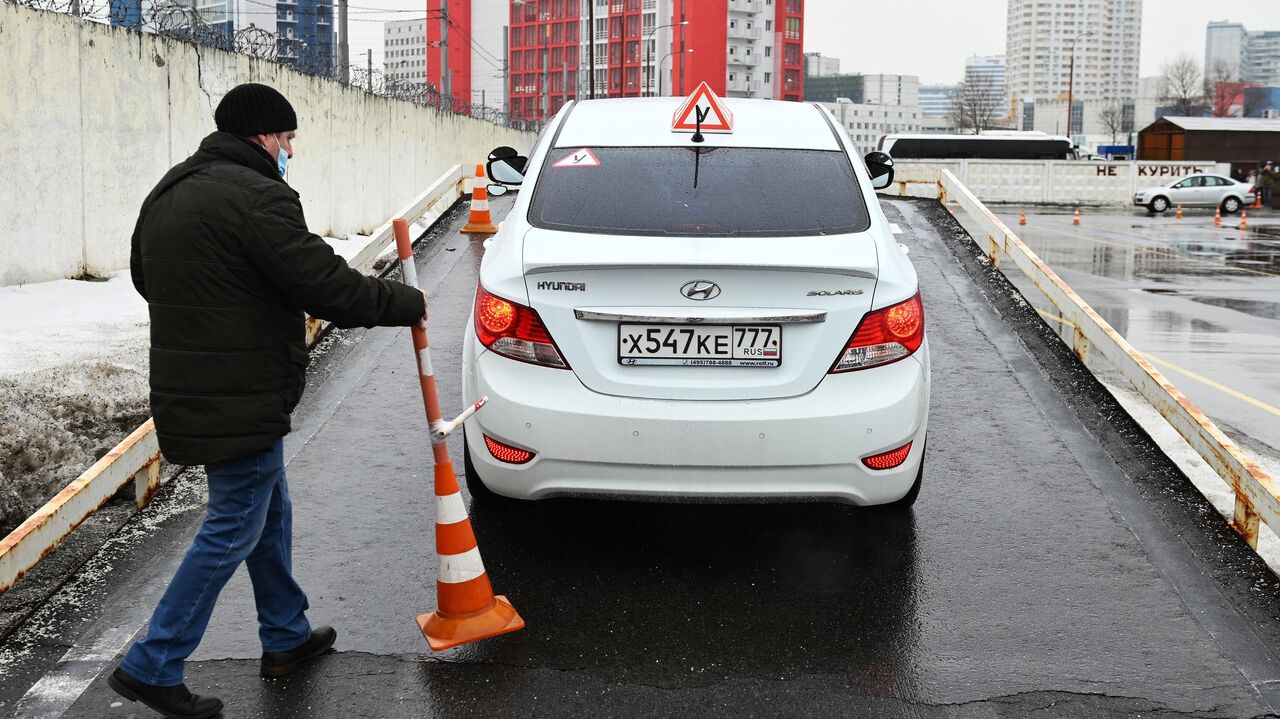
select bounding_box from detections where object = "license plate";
[617,324,781,367]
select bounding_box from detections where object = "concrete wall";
[892,160,1232,206]
[0,3,534,286]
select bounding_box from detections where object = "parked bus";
[878,132,1079,160]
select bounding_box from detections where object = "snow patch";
[0,272,150,535]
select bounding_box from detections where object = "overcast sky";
[348,1,1275,83]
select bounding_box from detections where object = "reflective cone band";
[461,182,499,235]
[391,218,524,651]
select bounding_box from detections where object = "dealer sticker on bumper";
[618,324,781,367]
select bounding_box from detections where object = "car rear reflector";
[483,434,536,465]
[831,293,924,373]
[474,286,569,369]
[862,441,913,470]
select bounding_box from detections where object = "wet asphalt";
[979,204,1280,468]
[10,196,1280,718]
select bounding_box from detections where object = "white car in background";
[1134,173,1256,214]
[462,95,930,508]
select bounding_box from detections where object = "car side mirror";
[487,156,527,186]
[864,151,895,191]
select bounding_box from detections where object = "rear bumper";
[461,336,931,505]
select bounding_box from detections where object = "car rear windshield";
[527,146,871,237]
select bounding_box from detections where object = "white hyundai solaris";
[462,95,930,507]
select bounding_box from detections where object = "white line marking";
[889,223,903,235]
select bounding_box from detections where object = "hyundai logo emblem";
[680,280,721,301]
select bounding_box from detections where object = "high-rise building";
[1206,21,1280,86]
[385,19,428,88]
[431,0,805,123]
[1005,0,1141,103]
[1206,22,1248,81]
[918,84,958,118]
[964,55,1005,97]
[110,0,333,73]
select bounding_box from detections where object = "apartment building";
[429,0,805,123]
[1206,22,1280,86]
[1005,0,1141,103]
[385,18,428,88]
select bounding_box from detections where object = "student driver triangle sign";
[552,148,601,168]
[672,81,734,134]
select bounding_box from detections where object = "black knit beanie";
[214,83,298,136]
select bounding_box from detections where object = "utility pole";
[367,49,373,93]
[1066,31,1093,139]
[441,4,450,103]
[587,0,595,99]
[338,0,349,78]
[502,25,509,114]
[678,3,686,96]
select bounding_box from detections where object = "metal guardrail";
[935,169,1280,548]
[0,165,468,594]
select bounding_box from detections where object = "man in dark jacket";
[109,83,427,719]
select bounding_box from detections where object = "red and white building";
[426,0,804,122]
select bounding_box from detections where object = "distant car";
[464,95,930,508]
[1133,174,1256,214]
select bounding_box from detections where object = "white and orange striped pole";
[393,218,524,651]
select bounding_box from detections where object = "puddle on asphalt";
[1190,296,1280,321]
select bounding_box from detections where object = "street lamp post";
[658,48,692,97]
[645,20,687,97]
[1066,30,1094,139]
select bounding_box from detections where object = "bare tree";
[1208,59,1244,117]
[1098,98,1127,144]
[1159,54,1209,116]
[947,79,1004,134]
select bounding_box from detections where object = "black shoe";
[108,667,223,719]
[260,626,337,678]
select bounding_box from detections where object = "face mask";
[274,134,289,178]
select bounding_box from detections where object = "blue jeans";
[120,439,311,686]
[1263,186,1273,207]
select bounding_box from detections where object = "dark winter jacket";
[130,131,425,466]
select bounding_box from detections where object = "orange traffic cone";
[392,219,524,652]
[1072,209,1081,226]
[1214,207,1222,227]
[1255,193,1264,209]
[1239,210,1248,231]
[461,182,499,235]
[1176,204,1183,221]
[1019,209,1027,226]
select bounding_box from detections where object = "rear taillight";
[474,286,569,369]
[830,293,924,373]
[862,441,913,470]
[484,434,535,464]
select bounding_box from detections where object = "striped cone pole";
[461,180,499,235]
[393,219,524,651]
[466,163,484,198]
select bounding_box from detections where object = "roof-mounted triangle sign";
[672,81,734,134]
